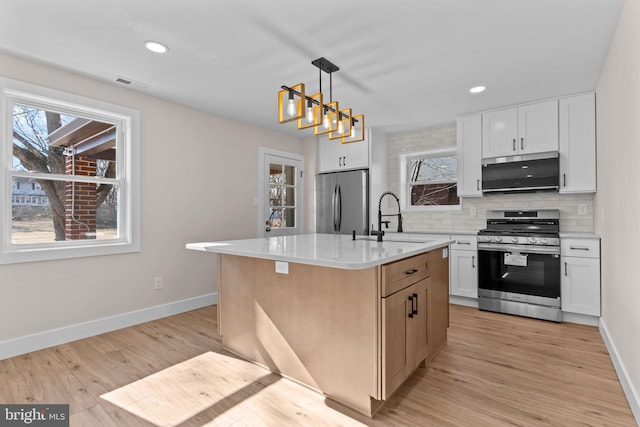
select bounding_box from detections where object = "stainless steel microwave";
[482,152,559,194]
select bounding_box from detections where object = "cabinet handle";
[569,245,590,251]
[512,138,516,151]
[476,179,480,191]
[457,240,471,245]
[563,173,567,187]
[338,157,342,167]
[564,262,568,276]
[408,295,414,318]
[412,293,418,315]
[472,255,475,269]
[405,268,418,275]
[520,137,524,150]
[343,156,346,166]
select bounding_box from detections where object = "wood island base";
[217,247,450,417]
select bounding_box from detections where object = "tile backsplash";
[387,123,595,234]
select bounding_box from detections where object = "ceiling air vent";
[115,76,148,89]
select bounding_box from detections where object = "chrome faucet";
[371,191,403,242]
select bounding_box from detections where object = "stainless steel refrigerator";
[316,169,369,235]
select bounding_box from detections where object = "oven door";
[477,243,560,299]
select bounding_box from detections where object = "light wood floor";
[0,305,635,426]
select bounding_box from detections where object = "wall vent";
[115,76,148,89]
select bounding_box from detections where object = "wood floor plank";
[0,304,635,426]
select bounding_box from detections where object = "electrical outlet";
[154,277,163,290]
[578,204,588,215]
[470,206,477,217]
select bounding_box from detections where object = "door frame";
[258,147,305,237]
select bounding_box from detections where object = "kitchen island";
[187,233,452,417]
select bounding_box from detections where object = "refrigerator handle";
[331,184,338,231]
[337,185,342,231]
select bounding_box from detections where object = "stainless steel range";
[477,210,561,322]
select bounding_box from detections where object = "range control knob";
[540,238,548,245]
[528,237,538,244]
[512,237,519,244]
[493,236,502,243]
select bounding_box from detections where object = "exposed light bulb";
[287,94,296,117]
[306,100,314,123]
[323,109,330,129]
[338,120,344,134]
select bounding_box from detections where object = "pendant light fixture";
[278,57,365,143]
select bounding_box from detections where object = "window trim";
[1,76,140,264]
[399,147,462,212]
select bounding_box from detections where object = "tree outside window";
[405,150,460,208]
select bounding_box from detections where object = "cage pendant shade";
[329,108,352,140]
[278,83,305,123]
[314,101,340,136]
[342,114,365,143]
[297,92,323,129]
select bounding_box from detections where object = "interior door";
[261,150,304,237]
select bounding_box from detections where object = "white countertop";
[187,233,453,270]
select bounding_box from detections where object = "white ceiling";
[0,0,625,137]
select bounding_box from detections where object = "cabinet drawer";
[450,234,477,251]
[381,253,429,297]
[561,238,600,258]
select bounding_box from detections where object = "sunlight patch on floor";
[100,351,368,426]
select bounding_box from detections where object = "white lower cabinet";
[561,238,601,316]
[449,235,478,298]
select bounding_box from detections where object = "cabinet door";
[381,286,413,399]
[482,107,518,158]
[412,278,430,366]
[344,137,369,170]
[517,100,559,155]
[450,250,478,298]
[457,114,482,197]
[559,93,596,193]
[317,135,346,173]
[561,256,601,316]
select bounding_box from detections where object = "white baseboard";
[599,318,640,425]
[561,311,599,326]
[0,293,217,361]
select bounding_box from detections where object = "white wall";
[0,52,304,352]
[595,0,640,419]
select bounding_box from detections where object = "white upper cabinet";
[317,131,369,173]
[482,100,559,159]
[456,114,482,197]
[559,93,596,193]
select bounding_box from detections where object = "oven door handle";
[478,243,560,255]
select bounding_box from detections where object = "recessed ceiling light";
[145,41,169,54]
[469,86,486,94]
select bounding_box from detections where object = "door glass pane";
[284,187,295,206]
[267,208,283,229]
[269,164,283,183]
[269,185,282,206]
[283,208,296,228]
[284,165,296,185]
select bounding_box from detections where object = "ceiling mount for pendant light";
[278,57,365,143]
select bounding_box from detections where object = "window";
[1,76,140,264]
[400,148,460,210]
